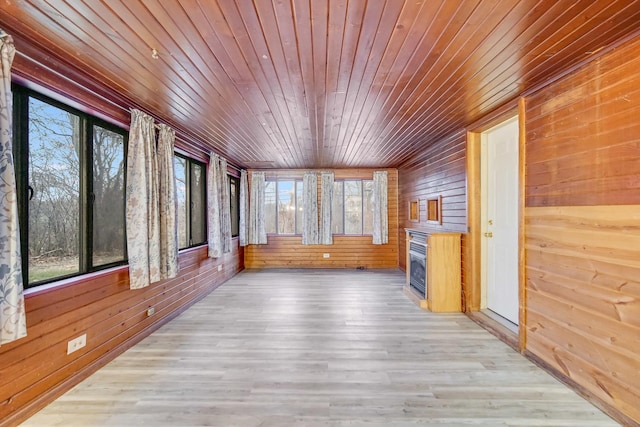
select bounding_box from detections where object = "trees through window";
[13,87,128,287]
[264,179,303,234]
[332,180,374,235]
[174,154,206,249]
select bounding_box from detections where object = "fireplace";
[404,228,462,312]
[408,232,428,298]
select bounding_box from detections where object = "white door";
[481,117,519,325]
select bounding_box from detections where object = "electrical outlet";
[323,253,330,258]
[217,265,222,272]
[146,307,155,317]
[67,334,86,355]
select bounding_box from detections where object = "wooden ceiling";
[1,1,640,169]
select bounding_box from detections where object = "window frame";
[174,153,207,250]
[264,178,303,235]
[12,85,129,288]
[332,179,374,236]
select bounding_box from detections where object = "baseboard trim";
[524,350,638,427]
[466,310,518,351]
[466,309,637,427]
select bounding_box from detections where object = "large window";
[264,179,303,234]
[332,180,374,235]
[13,87,128,287]
[174,154,207,249]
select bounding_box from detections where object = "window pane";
[363,180,374,235]
[174,156,188,249]
[230,177,239,237]
[92,125,126,267]
[190,163,206,245]
[332,181,344,234]
[277,180,295,234]
[295,180,303,235]
[28,97,80,283]
[344,180,362,234]
[264,181,276,234]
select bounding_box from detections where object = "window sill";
[24,264,130,298]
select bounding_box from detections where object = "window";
[13,87,128,287]
[229,175,240,237]
[331,180,374,235]
[264,179,303,234]
[174,154,207,249]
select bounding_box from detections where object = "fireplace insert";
[409,237,427,298]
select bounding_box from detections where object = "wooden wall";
[396,34,640,424]
[397,131,467,307]
[0,243,243,425]
[524,35,640,423]
[1,41,246,426]
[244,169,398,269]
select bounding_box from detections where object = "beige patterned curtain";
[302,172,318,245]
[207,153,231,258]
[319,171,334,245]
[157,125,179,278]
[372,171,388,245]
[0,32,27,345]
[239,170,249,247]
[125,110,178,289]
[248,171,267,244]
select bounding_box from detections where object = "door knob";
[484,232,493,238]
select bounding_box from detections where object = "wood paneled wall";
[0,243,243,425]
[397,131,467,307]
[2,46,244,425]
[244,169,398,269]
[396,34,640,424]
[524,35,640,424]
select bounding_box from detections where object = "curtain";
[157,124,179,278]
[126,110,178,289]
[207,154,231,258]
[0,32,26,345]
[207,154,221,257]
[301,172,318,245]
[239,170,249,247]
[319,171,334,245]
[248,171,267,244]
[372,171,388,245]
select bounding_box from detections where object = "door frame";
[465,98,526,351]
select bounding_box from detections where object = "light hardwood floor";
[22,269,619,426]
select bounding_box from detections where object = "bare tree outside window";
[344,180,362,234]
[174,156,188,249]
[331,179,373,236]
[190,163,206,244]
[92,125,125,267]
[277,180,295,234]
[28,98,80,282]
[264,179,302,234]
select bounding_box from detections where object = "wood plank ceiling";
[1,0,640,169]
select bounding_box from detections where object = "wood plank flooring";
[21,269,619,426]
